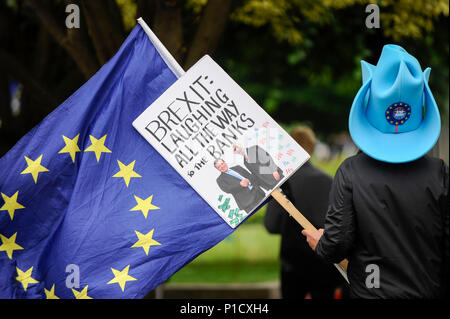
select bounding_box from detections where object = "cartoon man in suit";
[233,144,284,191]
[214,159,265,213]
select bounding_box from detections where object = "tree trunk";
[137,0,156,22]
[0,49,57,112]
[152,0,184,64]
[32,28,51,81]
[0,48,59,157]
[184,0,233,69]
[23,0,99,80]
[81,0,125,65]
[0,68,11,126]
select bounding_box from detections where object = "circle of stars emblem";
[385,102,411,126]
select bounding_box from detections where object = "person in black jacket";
[265,126,347,299]
[214,158,266,213]
[302,44,449,298]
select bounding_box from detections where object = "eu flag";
[0,24,235,298]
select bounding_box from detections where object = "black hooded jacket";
[315,152,449,298]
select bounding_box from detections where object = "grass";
[168,156,347,284]
[311,154,347,177]
[168,218,281,283]
[169,262,280,284]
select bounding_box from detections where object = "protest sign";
[133,55,310,228]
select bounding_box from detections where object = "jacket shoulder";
[421,156,449,187]
[334,153,362,173]
[422,156,448,169]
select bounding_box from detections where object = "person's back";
[324,152,448,298]
[302,44,449,299]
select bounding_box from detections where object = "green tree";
[0,0,448,155]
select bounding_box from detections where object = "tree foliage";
[231,0,449,44]
[0,0,448,156]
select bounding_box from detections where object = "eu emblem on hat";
[348,44,441,163]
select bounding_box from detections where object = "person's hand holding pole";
[301,229,324,251]
[270,188,349,281]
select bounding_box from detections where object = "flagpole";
[137,17,186,78]
[271,188,349,282]
[137,18,349,281]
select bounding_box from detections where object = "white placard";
[133,55,310,228]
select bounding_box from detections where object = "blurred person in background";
[264,125,348,299]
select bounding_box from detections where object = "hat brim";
[348,79,441,163]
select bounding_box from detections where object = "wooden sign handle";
[270,188,349,274]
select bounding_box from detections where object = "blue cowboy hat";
[349,44,441,163]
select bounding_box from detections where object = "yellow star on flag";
[130,195,160,219]
[44,284,59,299]
[20,154,49,183]
[107,265,137,292]
[0,191,25,220]
[72,285,93,299]
[16,266,39,292]
[131,229,161,256]
[58,134,81,163]
[84,134,112,162]
[112,160,142,187]
[0,232,24,259]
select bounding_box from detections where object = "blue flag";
[0,25,236,299]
